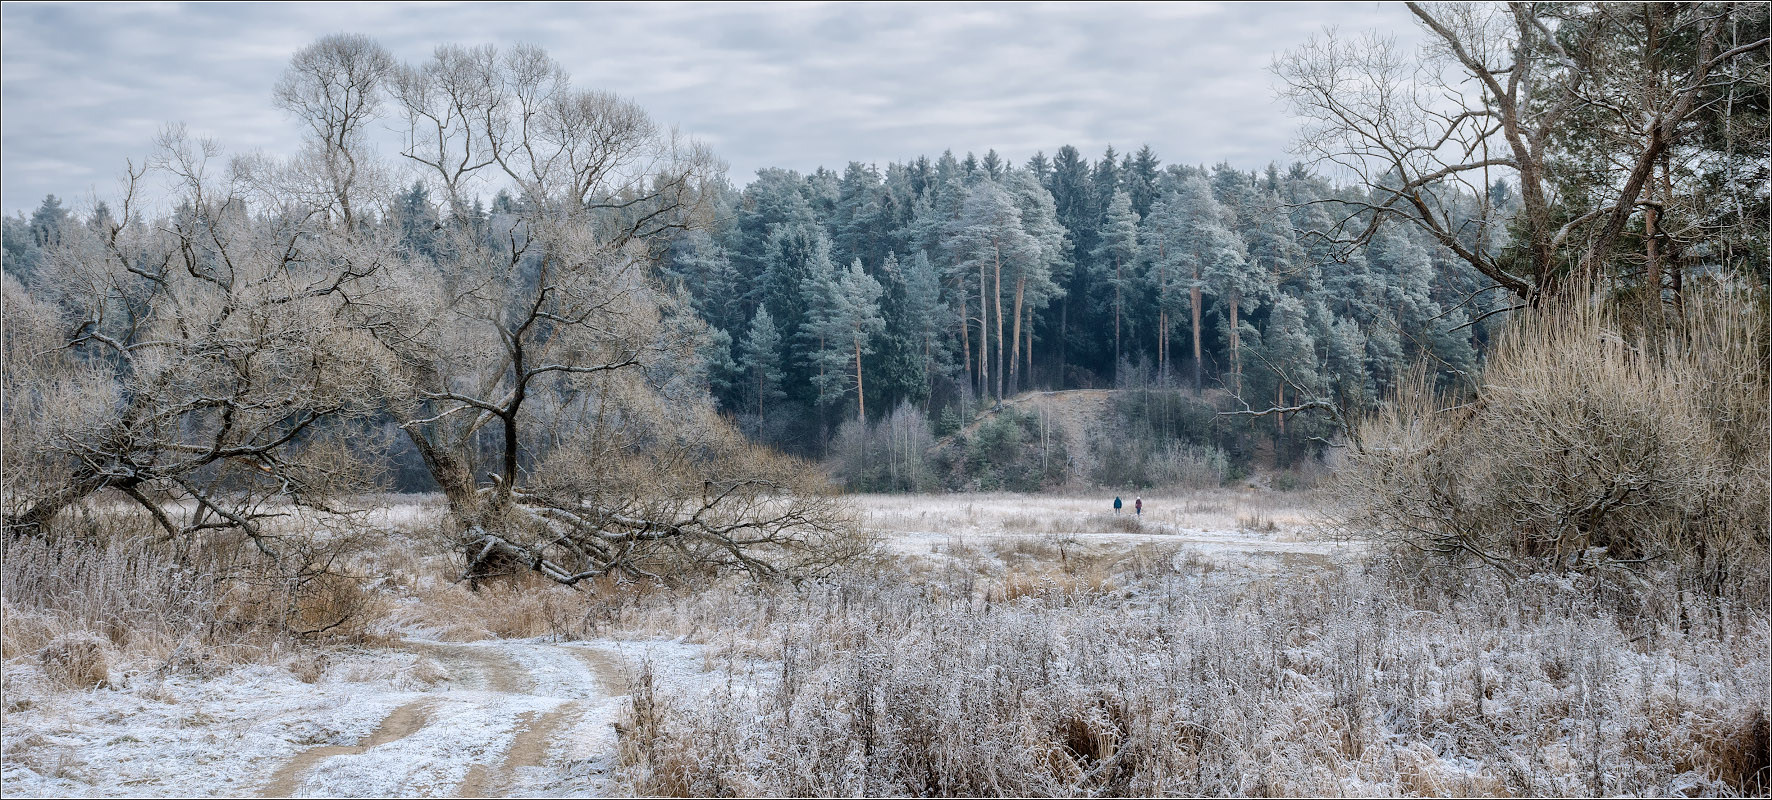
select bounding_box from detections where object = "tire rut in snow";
[402,640,533,694]
[455,701,582,798]
[258,699,437,797]
[258,639,630,797]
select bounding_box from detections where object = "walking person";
[1135,496,1142,516]
[1114,496,1122,514]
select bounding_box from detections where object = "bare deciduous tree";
[1275,2,1767,305]
[274,33,397,229]
[358,41,857,584]
[2,128,383,557]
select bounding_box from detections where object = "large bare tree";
[1275,2,1767,306]
[2,128,383,556]
[355,41,857,584]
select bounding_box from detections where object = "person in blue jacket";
[1113,496,1123,514]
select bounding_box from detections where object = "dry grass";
[1,501,391,688]
[855,490,1322,542]
[5,491,1764,797]
[606,546,1768,797]
[35,635,111,690]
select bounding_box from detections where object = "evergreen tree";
[1005,171,1068,394]
[762,222,837,402]
[29,195,69,251]
[739,307,788,438]
[1126,145,1162,218]
[1025,151,1052,186]
[1255,294,1318,435]
[1139,195,1190,382]
[1177,175,1261,393]
[948,180,1040,403]
[1092,190,1140,376]
[1048,145,1097,379]
[981,149,1005,181]
[2,213,41,282]
[900,250,947,402]
[802,258,886,419]
[391,182,441,258]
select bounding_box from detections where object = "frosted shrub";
[1336,290,1769,604]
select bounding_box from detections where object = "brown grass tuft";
[38,634,111,689]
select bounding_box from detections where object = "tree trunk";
[1230,291,1241,397]
[1159,309,1167,384]
[979,259,989,400]
[6,472,115,536]
[1156,246,1167,383]
[1058,297,1068,388]
[993,246,1005,404]
[854,335,866,421]
[959,289,972,392]
[1008,275,1026,396]
[1641,4,1664,321]
[392,410,479,512]
[1276,382,1286,436]
[1190,281,1203,394]
[923,334,933,411]
[1113,256,1123,377]
[1661,152,1680,316]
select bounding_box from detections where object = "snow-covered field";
[855,490,1348,563]
[4,491,1764,797]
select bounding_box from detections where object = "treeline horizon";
[2,146,1502,472]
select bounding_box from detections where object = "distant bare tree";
[274,33,397,229]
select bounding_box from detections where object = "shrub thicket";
[938,408,1069,492]
[1336,290,1769,605]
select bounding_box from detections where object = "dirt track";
[258,640,638,798]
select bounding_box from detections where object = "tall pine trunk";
[1229,290,1241,397]
[992,246,1004,404]
[979,258,989,399]
[1008,275,1026,395]
[1113,256,1123,377]
[854,335,866,421]
[1190,281,1203,393]
[958,289,972,393]
[1641,5,1664,322]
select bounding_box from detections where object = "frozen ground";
[1,490,1349,798]
[0,636,717,798]
[856,490,1353,566]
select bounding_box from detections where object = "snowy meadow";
[3,492,1766,797]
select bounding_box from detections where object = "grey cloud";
[1,1,1422,214]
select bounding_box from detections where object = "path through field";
[258,639,639,797]
[0,636,711,799]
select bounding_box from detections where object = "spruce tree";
[1092,190,1140,377]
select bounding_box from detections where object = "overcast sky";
[0,1,1423,216]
